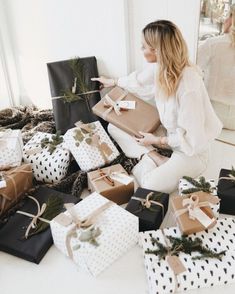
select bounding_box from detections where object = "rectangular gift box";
[217,168,235,215]
[171,192,218,235]
[179,177,219,217]
[125,187,169,232]
[92,86,160,137]
[47,56,101,134]
[87,164,134,205]
[0,187,78,264]
[64,121,119,171]
[140,218,235,294]
[50,192,139,276]
[23,132,70,183]
[0,164,32,218]
[0,129,23,169]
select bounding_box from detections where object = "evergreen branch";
[182,176,215,194]
[41,131,63,154]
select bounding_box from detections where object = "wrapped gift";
[87,164,134,205]
[47,56,101,134]
[0,164,32,218]
[64,121,119,171]
[217,168,235,215]
[179,176,219,217]
[0,129,23,169]
[0,187,78,264]
[50,192,139,276]
[23,132,70,183]
[140,218,235,294]
[125,187,169,232]
[171,192,220,235]
[92,86,160,137]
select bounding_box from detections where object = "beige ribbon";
[62,201,113,259]
[91,168,126,184]
[16,196,50,239]
[51,90,100,100]
[131,192,165,217]
[102,91,128,120]
[24,141,68,156]
[219,174,235,183]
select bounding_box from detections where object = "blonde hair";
[142,20,190,97]
[229,4,235,47]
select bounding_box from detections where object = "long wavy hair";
[142,20,190,97]
[229,4,235,47]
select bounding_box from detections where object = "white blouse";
[197,34,235,106]
[117,64,222,156]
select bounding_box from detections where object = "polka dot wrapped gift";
[50,192,139,277]
[23,132,70,183]
[63,121,120,171]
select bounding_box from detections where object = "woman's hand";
[135,131,161,146]
[91,76,117,89]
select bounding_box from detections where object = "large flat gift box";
[50,192,139,276]
[92,86,160,137]
[217,168,235,215]
[0,129,23,169]
[23,132,70,183]
[125,187,169,232]
[47,56,101,134]
[0,164,32,218]
[87,164,134,205]
[64,121,119,171]
[139,218,235,294]
[0,187,78,264]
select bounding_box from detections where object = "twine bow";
[92,168,127,186]
[219,173,235,183]
[102,91,128,120]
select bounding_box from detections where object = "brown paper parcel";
[0,164,33,217]
[92,86,160,137]
[171,191,219,235]
[87,164,134,205]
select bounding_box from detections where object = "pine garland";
[145,235,226,260]
[40,132,63,154]
[181,176,216,194]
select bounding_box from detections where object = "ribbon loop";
[102,91,128,120]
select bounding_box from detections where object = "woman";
[92,20,222,193]
[197,4,235,130]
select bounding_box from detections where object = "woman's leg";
[132,150,209,194]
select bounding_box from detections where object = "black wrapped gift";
[125,187,169,232]
[47,56,102,134]
[0,187,78,264]
[217,168,235,215]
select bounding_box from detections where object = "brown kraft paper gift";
[87,164,134,205]
[0,164,33,217]
[92,86,160,137]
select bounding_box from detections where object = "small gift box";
[50,192,139,276]
[23,132,70,183]
[171,191,220,235]
[64,121,119,171]
[125,188,169,232]
[92,86,160,137]
[217,168,235,215]
[0,164,32,218]
[0,129,23,169]
[179,176,219,217]
[0,187,78,264]
[140,218,235,294]
[87,164,134,205]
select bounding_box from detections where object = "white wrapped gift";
[140,218,235,294]
[23,132,70,183]
[64,121,120,171]
[50,192,139,276]
[179,177,219,218]
[0,129,23,169]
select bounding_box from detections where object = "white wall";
[2,0,201,109]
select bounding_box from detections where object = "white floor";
[1,131,235,294]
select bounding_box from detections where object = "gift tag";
[0,173,6,189]
[167,255,186,275]
[193,207,216,228]
[110,173,133,185]
[117,101,136,109]
[25,147,42,155]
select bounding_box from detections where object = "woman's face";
[141,36,157,63]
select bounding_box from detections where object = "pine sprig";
[182,176,215,194]
[41,132,63,154]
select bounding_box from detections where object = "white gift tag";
[117,101,136,110]
[193,207,215,228]
[0,179,7,189]
[110,173,133,185]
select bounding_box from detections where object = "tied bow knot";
[181,194,202,221]
[102,90,128,120]
[92,168,126,186]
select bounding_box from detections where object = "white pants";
[212,101,235,130]
[108,124,209,194]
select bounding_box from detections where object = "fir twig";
[182,176,215,194]
[41,131,63,154]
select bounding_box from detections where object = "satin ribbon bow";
[102,91,128,120]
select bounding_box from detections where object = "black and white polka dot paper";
[63,121,120,171]
[179,178,219,218]
[23,132,70,184]
[50,192,139,277]
[140,218,235,294]
[0,130,23,168]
